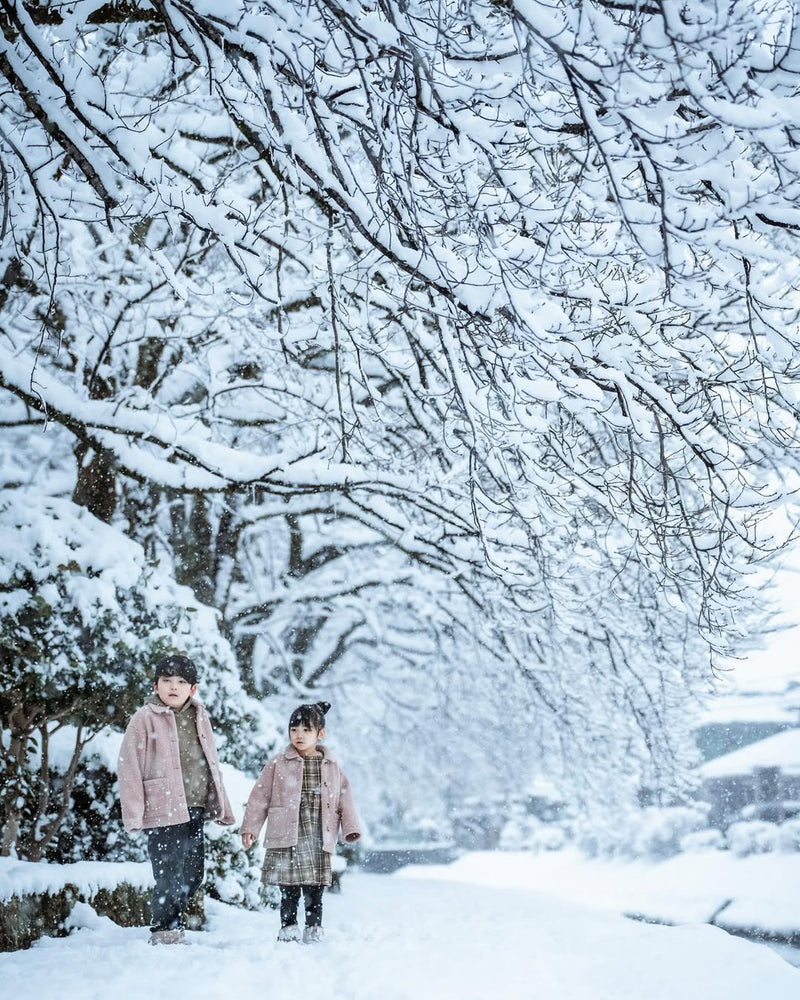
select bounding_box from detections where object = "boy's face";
[290,723,325,756]
[154,675,197,710]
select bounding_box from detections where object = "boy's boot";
[149,928,185,945]
[303,925,324,944]
[277,923,301,943]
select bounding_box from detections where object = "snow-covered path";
[2,872,798,1000]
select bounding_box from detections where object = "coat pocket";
[142,777,168,819]
[265,806,289,845]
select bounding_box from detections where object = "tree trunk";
[72,442,117,523]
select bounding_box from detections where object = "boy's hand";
[241,832,257,849]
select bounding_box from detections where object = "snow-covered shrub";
[41,728,143,864]
[725,820,780,856]
[449,795,506,850]
[498,817,534,851]
[577,804,709,859]
[499,815,568,852]
[630,806,711,859]
[204,825,277,911]
[0,491,272,861]
[49,761,145,864]
[776,819,800,853]
[679,828,725,852]
[47,746,276,908]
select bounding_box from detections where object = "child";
[117,653,235,944]
[241,700,361,943]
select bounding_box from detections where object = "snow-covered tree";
[3,0,800,823]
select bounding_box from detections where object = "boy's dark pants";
[280,885,324,927]
[147,807,205,931]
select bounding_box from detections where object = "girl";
[241,701,361,942]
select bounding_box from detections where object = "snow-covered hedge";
[776,819,800,853]
[0,858,152,951]
[581,807,800,859]
[726,820,781,856]
[499,816,569,853]
[682,818,800,856]
[679,828,726,852]
[576,805,710,860]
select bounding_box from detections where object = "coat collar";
[146,695,203,715]
[282,742,334,763]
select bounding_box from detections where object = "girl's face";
[290,723,325,756]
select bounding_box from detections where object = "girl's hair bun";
[289,701,330,732]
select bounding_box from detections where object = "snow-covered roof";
[699,692,798,726]
[700,728,800,779]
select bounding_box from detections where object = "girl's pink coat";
[117,699,235,831]
[241,744,361,853]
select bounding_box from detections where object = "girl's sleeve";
[240,760,275,839]
[338,768,362,843]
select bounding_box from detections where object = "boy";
[117,653,234,944]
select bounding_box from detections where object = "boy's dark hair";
[289,701,330,732]
[153,654,198,686]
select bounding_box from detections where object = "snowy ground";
[401,848,800,940]
[2,857,799,1000]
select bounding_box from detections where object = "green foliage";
[0,491,271,859]
[204,826,277,912]
[48,761,146,864]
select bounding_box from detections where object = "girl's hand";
[241,832,257,849]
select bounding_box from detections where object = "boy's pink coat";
[241,744,361,853]
[117,699,235,831]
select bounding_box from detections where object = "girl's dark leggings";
[280,885,324,927]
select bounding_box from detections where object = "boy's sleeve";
[338,768,362,843]
[117,714,147,832]
[240,760,275,839]
[201,717,236,826]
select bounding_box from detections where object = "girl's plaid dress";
[262,753,332,886]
